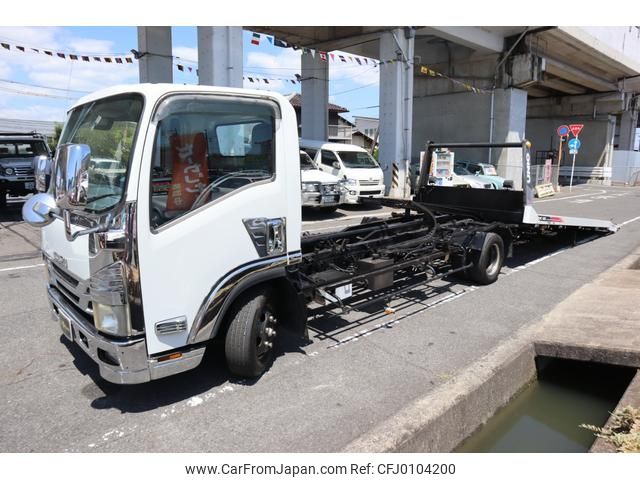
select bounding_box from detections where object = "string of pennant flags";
[419,66,491,94]
[1,35,489,95]
[0,41,135,64]
[248,31,490,94]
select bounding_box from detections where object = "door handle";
[266,218,286,256]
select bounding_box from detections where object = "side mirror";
[332,161,340,169]
[54,144,91,209]
[34,155,51,192]
[22,192,58,227]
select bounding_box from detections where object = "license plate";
[25,181,35,190]
[321,195,338,204]
[59,312,73,342]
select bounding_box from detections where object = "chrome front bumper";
[48,286,205,384]
[301,192,342,207]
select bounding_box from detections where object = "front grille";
[359,179,379,186]
[51,261,79,288]
[321,183,340,195]
[46,258,92,316]
[11,165,33,177]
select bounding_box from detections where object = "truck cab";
[23,84,301,383]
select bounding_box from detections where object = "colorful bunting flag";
[319,51,327,62]
[274,38,288,48]
[82,56,89,62]
[251,33,261,46]
[69,54,78,60]
[16,46,25,52]
[115,57,123,64]
[57,53,65,59]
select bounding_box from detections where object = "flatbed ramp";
[416,141,617,234]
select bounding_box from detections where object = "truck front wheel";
[224,287,278,378]
[468,232,504,285]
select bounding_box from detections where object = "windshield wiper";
[86,192,121,203]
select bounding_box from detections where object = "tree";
[48,123,63,152]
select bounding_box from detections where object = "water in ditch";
[456,358,635,452]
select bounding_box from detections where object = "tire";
[468,232,504,285]
[322,206,338,214]
[0,188,6,209]
[224,287,278,378]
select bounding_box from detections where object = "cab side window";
[321,150,338,167]
[466,164,481,174]
[150,95,278,229]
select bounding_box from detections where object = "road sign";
[569,149,578,155]
[569,124,584,137]
[557,125,570,137]
[568,138,581,150]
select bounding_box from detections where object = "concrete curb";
[343,324,540,452]
[345,245,640,453]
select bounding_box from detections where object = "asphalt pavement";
[1,185,639,452]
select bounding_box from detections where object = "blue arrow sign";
[568,138,581,150]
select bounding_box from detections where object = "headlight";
[3,167,14,176]
[94,303,132,337]
[302,182,320,192]
[343,178,357,186]
[90,262,132,336]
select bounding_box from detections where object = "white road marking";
[620,215,640,227]
[535,189,606,203]
[571,199,593,204]
[302,211,394,225]
[0,263,44,273]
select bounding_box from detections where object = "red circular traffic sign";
[557,125,569,137]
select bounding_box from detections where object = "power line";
[0,78,90,94]
[330,81,379,96]
[0,85,80,100]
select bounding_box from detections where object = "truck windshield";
[337,151,378,168]
[59,93,143,213]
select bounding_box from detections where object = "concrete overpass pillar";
[490,88,528,187]
[618,109,638,150]
[137,27,173,83]
[301,53,329,141]
[197,26,243,87]
[379,28,414,198]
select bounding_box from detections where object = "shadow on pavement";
[0,201,25,223]
[61,331,306,414]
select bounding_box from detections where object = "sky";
[0,26,380,124]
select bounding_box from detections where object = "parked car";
[455,161,513,189]
[299,150,343,212]
[0,132,51,208]
[453,164,496,189]
[300,140,385,204]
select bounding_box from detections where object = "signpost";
[556,125,570,191]
[568,124,584,191]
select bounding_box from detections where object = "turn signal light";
[158,352,182,362]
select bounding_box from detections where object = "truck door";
[136,94,297,355]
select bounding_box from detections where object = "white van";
[299,140,385,204]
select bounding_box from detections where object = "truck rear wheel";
[468,233,504,285]
[224,287,278,378]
